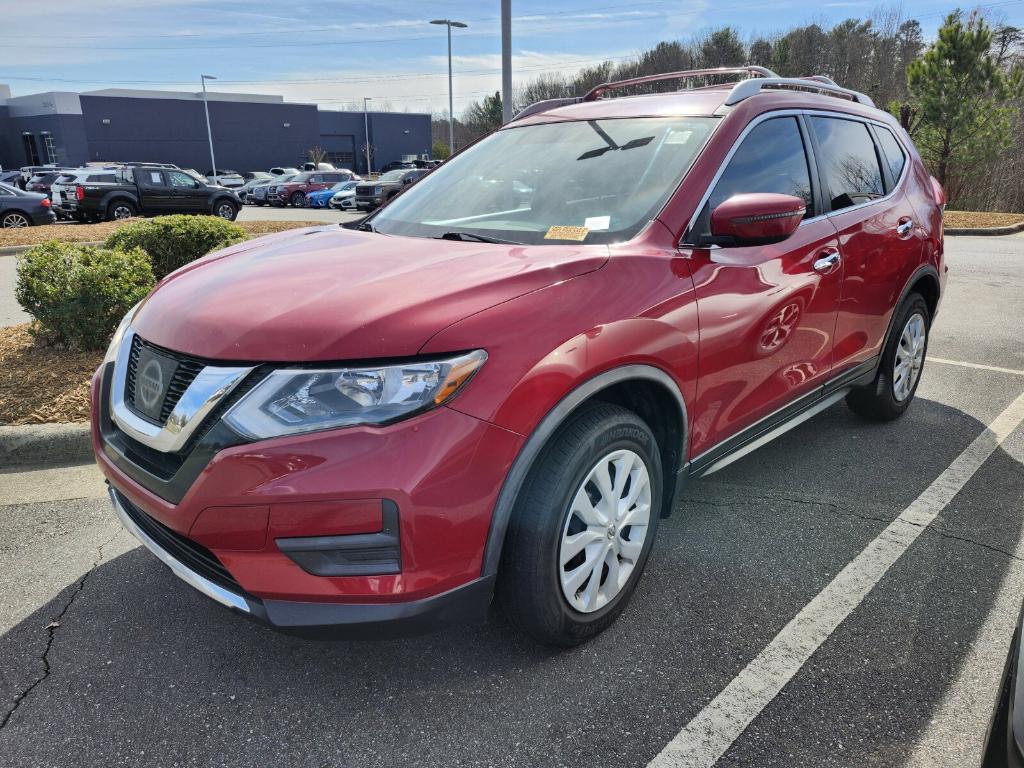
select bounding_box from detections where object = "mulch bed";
[0,219,327,249]
[0,324,101,425]
[944,211,1024,229]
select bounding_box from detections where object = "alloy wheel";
[112,205,133,220]
[559,449,652,613]
[217,203,235,220]
[893,311,926,401]
[2,212,29,228]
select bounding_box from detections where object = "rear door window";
[808,116,884,211]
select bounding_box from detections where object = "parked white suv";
[51,168,118,221]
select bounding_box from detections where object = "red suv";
[270,170,360,207]
[92,67,945,646]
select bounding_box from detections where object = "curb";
[946,220,1024,236]
[0,423,93,468]
[0,241,103,257]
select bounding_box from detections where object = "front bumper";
[111,486,496,638]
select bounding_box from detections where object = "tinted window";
[87,174,114,183]
[141,170,167,187]
[690,117,813,241]
[168,171,197,188]
[809,117,883,211]
[875,127,907,188]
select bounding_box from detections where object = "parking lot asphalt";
[1,234,1023,767]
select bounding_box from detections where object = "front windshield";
[378,170,406,183]
[372,116,717,245]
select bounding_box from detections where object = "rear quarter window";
[875,127,907,188]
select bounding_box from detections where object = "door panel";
[137,170,174,213]
[685,221,842,456]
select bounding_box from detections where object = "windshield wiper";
[438,231,524,245]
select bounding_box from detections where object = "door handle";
[812,248,841,274]
[896,218,914,237]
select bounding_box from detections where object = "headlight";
[102,300,142,365]
[373,185,382,194]
[223,350,487,439]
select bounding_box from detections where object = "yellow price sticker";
[544,226,589,242]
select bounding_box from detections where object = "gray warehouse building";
[0,83,432,175]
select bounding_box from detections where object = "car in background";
[302,162,336,172]
[0,170,22,187]
[0,182,56,227]
[71,165,240,221]
[305,181,357,208]
[235,174,273,204]
[354,168,429,211]
[329,181,359,210]
[206,170,245,188]
[250,173,298,206]
[25,171,64,195]
[270,170,361,207]
[269,166,301,176]
[51,168,119,221]
[241,171,273,183]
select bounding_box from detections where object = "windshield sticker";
[584,216,611,231]
[545,226,589,241]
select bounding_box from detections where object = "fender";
[99,189,139,213]
[873,263,941,377]
[208,193,237,214]
[479,363,688,578]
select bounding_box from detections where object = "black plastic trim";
[276,499,402,576]
[479,364,688,579]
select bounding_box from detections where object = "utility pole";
[200,74,217,178]
[430,19,467,154]
[501,0,512,123]
[363,96,372,175]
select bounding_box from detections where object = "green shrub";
[15,241,154,351]
[104,215,246,280]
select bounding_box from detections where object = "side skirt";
[685,356,878,480]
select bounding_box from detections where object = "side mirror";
[708,193,806,247]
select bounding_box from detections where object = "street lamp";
[200,74,218,179]
[363,97,373,175]
[430,19,467,155]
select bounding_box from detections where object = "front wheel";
[214,200,238,221]
[496,403,662,647]
[847,291,930,421]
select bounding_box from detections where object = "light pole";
[430,19,467,155]
[363,97,373,175]
[200,74,217,178]
[501,0,512,123]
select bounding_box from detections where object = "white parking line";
[647,390,1024,768]
[931,357,1024,377]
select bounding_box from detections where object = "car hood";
[132,226,607,362]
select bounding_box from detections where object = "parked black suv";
[69,165,241,221]
[354,168,429,211]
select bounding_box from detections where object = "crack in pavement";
[681,490,1024,562]
[0,532,121,732]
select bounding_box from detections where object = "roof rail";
[510,96,582,122]
[724,76,875,107]
[581,66,778,102]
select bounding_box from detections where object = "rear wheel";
[1,211,31,228]
[214,199,238,221]
[847,292,929,421]
[106,200,136,221]
[496,403,662,647]
[289,191,305,207]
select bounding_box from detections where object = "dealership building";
[0,83,432,175]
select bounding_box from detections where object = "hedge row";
[16,215,246,350]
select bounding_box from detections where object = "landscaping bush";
[15,241,154,351]
[104,215,246,280]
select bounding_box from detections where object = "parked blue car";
[305,181,358,208]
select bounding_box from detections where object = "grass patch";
[944,211,1024,229]
[0,219,328,248]
[0,324,100,425]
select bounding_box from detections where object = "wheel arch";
[103,194,138,215]
[480,364,688,578]
[1,208,33,224]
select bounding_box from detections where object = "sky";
[2,0,1022,115]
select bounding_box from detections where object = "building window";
[42,134,58,164]
[22,134,40,165]
[325,150,355,167]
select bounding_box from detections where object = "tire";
[1,211,32,228]
[289,191,305,208]
[496,402,662,647]
[847,291,930,421]
[214,199,238,221]
[106,200,136,222]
